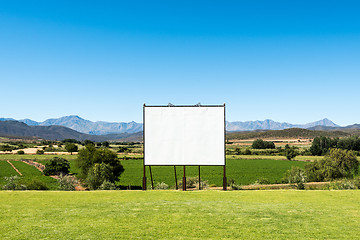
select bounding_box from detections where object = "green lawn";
[0,191,359,239]
[118,159,306,188]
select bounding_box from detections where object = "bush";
[2,176,27,190]
[253,178,270,185]
[177,177,208,189]
[58,174,77,191]
[305,148,359,182]
[154,182,169,190]
[43,157,70,176]
[36,149,44,155]
[283,167,307,190]
[244,148,252,155]
[17,150,25,155]
[326,180,357,190]
[22,179,49,190]
[98,180,117,190]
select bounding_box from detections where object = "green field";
[0,160,58,189]
[0,191,359,239]
[118,159,306,188]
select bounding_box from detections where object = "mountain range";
[0,116,341,135]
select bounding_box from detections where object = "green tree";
[65,143,78,155]
[86,163,115,189]
[285,144,297,160]
[309,136,338,156]
[77,144,124,183]
[43,157,70,176]
[305,148,359,181]
[252,139,275,149]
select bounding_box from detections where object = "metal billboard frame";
[143,103,226,191]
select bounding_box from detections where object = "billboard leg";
[223,165,227,191]
[142,165,146,190]
[149,166,154,190]
[174,166,178,190]
[198,166,201,190]
[183,166,186,191]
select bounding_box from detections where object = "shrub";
[43,157,70,176]
[283,166,307,190]
[326,180,357,190]
[58,174,77,191]
[2,176,27,190]
[244,148,252,155]
[98,180,117,190]
[36,149,44,155]
[177,177,208,189]
[254,178,270,185]
[154,182,169,190]
[22,179,49,190]
[17,150,25,155]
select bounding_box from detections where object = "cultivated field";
[0,191,359,239]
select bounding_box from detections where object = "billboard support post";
[182,166,186,191]
[174,166,178,190]
[223,165,227,191]
[198,166,201,190]
[149,166,154,190]
[142,165,146,190]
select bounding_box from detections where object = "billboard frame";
[142,103,226,191]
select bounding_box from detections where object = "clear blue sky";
[1,1,359,125]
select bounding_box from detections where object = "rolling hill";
[0,120,142,142]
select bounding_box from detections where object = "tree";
[83,140,94,146]
[65,143,78,155]
[77,144,124,184]
[309,136,338,156]
[285,144,297,160]
[252,139,275,149]
[86,163,115,189]
[305,148,359,182]
[102,141,110,148]
[43,157,70,176]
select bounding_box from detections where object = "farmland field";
[0,160,58,189]
[0,191,359,239]
[118,158,306,188]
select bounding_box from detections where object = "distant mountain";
[0,116,342,134]
[227,128,351,140]
[226,118,339,131]
[0,120,142,142]
[16,115,143,135]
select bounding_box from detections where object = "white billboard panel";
[144,105,225,165]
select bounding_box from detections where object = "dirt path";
[7,160,22,176]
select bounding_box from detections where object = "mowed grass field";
[1,191,360,239]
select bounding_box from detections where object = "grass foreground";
[1,190,360,239]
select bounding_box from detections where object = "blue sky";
[1,1,360,125]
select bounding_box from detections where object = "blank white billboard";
[144,105,225,166]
